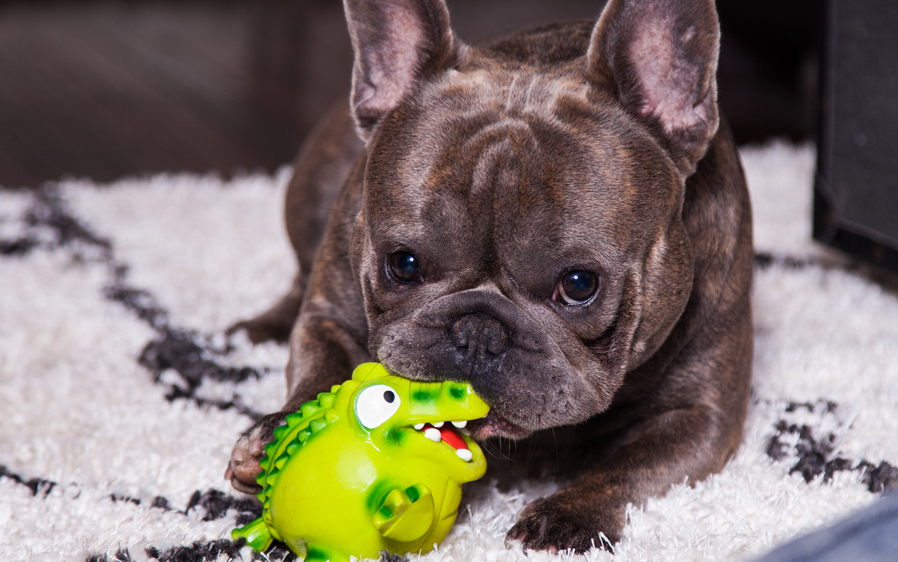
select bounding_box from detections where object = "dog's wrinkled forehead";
[363,67,682,262]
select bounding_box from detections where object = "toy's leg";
[373,484,435,542]
[231,517,274,552]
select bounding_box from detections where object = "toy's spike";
[318,393,336,409]
[330,384,342,393]
[310,419,327,433]
[300,402,319,417]
[272,424,290,441]
[285,411,304,426]
[298,429,311,443]
[286,441,300,456]
[274,454,289,470]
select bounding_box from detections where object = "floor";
[0,0,820,189]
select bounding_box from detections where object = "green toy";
[232,362,490,561]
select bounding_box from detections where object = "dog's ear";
[587,0,720,177]
[343,0,463,142]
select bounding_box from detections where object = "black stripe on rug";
[0,187,267,420]
[144,540,297,562]
[87,539,300,562]
[766,401,898,493]
[0,464,56,497]
[0,463,260,524]
[108,488,261,526]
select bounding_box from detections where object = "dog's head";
[343,0,721,438]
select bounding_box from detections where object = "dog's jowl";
[227,0,753,552]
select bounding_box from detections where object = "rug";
[1,143,896,562]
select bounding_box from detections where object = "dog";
[226,0,754,552]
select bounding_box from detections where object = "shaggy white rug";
[1,142,896,562]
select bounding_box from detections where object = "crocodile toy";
[232,362,490,561]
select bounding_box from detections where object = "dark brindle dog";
[226,0,753,552]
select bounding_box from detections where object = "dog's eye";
[556,271,598,305]
[388,251,421,283]
[355,384,402,429]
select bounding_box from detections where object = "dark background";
[0,0,823,188]
[813,0,898,275]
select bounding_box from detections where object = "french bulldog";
[226,0,754,552]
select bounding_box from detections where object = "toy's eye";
[355,384,401,429]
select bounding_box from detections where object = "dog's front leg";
[226,282,370,494]
[507,404,737,553]
[227,165,370,493]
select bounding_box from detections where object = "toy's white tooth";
[456,449,473,462]
[414,423,425,430]
[459,428,470,436]
[433,422,444,428]
[424,428,441,442]
[451,420,467,429]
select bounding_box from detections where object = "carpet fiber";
[2,143,897,562]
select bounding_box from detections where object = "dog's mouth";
[466,410,532,440]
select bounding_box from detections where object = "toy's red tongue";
[424,423,468,451]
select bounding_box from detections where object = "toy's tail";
[232,517,273,552]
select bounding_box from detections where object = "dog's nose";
[450,313,511,376]
[451,313,511,354]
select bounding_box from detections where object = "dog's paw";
[224,412,287,494]
[227,315,293,345]
[227,284,304,345]
[505,493,624,554]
